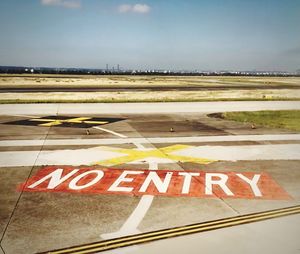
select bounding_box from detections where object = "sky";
[0,0,300,71]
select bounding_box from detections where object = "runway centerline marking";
[101,143,157,240]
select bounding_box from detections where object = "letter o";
[69,170,104,190]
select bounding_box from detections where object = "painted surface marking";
[101,162,158,239]
[93,126,128,138]
[3,116,125,128]
[43,205,300,254]
[19,166,291,200]
[1,134,300,147]
[1,144,300,167]
[94,145,214,166]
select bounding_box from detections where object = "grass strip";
[222,110,300,131]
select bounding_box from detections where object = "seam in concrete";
[0,244,6,254]
[42,205,300,254]
[0,125,52,245]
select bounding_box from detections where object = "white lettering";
[108,170,143,192]
[69,170,104,190]
[236,173,262,197]
[139,172,173,193]
[178,172,200,194]
[205,173,234,196]
[28,168,79,189]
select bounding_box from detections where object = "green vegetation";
[222,110,300,131]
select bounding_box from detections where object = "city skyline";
[0,0,300,71]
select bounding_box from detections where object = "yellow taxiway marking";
[43,205,300,254]
[93,144,214,166]
[29,117,108,127]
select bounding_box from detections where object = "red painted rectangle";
[18,166,291,200]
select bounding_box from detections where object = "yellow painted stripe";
[83,121,108,125]
[66,117,91,123]
[46,206,300,254]
[95,144,215,166]
[43,205,300,254]
[39,121,62,127]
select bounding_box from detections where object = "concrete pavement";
[105,213,300,254]
[0,103,299,253]
[0,101,300,115]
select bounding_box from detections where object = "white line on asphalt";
[133,142,148,150]
[92,126,127,138]
[101,143,157,240]
[1,134,300,147]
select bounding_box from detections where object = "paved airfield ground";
[0,102,300,253]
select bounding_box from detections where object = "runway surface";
[0,101,299,253]
[0,101,300,115]
[1,84,299,93]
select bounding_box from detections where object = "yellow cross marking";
[29,117,108,127]
[93,144,214,166]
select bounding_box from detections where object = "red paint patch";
[18,166,291,200]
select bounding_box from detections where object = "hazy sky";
[0,0,300,71]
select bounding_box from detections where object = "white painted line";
[1,101,300,114]
[133,142,148,150]
[0,104,59,115]
[0,147,125,167]
[92,126,128,138]
[0,140,46,147]
[149,161,159,170]
[101,195,154,239]
[148,134,300,143]
[101,143,157,240]
[1,134,300,147]
[0,150,41,168]
[0,144,299,168]
[174,144,300,161]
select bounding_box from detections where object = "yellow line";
[83,121,108,125]
[48,207,300,254]
[66,117,91,123]
[44,205,300,254]
[73,209,300,254]
[39,121,62,127]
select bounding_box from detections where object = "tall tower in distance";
[106,64,109,71]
